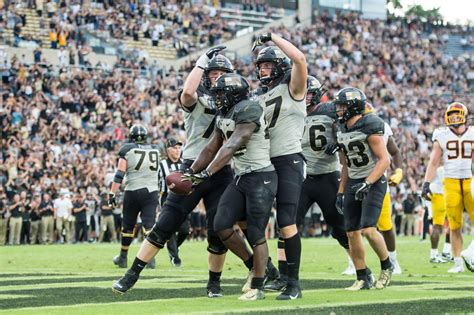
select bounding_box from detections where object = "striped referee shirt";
[158,158,183,203]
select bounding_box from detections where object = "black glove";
[335,193,344,215]
[324,143,341,155]
[353,180,372,201]
[196,46,227,69]
[108,193,117,208]
[421,182,432,201]
[182,170,211,186]
[205,45,227,59]
[252,32,272,51]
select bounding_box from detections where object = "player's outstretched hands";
[252,33,272,51]
[421,182,432,201]
[182,169,211,187]
[196,46,227,69]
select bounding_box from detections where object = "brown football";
[166,171,193,195]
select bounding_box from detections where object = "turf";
[0,237,473,314]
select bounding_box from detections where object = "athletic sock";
[244,255,254,271]
[130,257,147,275]
[381,257,392,270]
[356,268,368,281]
[250,277,265,290]
[430,248,439,259]
[120,249,128,258]
[388,250,397,262]
[284,234,301,282]
[209,270,222,283]
[443,242,452,254]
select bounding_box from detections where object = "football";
[166,171,193,195]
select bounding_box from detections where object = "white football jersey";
[430,166,444,194]
[432,127,474,179]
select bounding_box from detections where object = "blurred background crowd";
[0,1,473,245]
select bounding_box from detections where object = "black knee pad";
[276,204,297,228]
[146,226,171,249]
[331,226,349,250]
[207,234,228,255]
[246,226,266,248]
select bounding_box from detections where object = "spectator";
[19,190,31,244]
[39,193,54,244]
[0,187,6,245]
[72,193,87,243]
[53,192,73,243]
[98,193,116,243]
[29,195,41,244]
[8,193,23,245]
[401,193,417,236]
[33,47,42,63]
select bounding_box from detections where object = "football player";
[110,124,160,269]
[251,32,307,300]
[422,102,474,273]
[112,47,235,297]
[186,73,277,301]
[424,166,452,263]
[265,76,350,292]
[335,87,393,290]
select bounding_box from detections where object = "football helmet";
[255,47,291,85]
[203,54,234,88]
[334,87,367,123]
[306,75,324,109]
[210,73,249,112]
[445,102,468,127]
[129,124,148,143]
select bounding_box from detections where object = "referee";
[159,137,190,267]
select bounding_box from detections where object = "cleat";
[241,269,254,293]
[113,255,128,268]
[276,284,302,300]
[441,252,454,262]
[461,250,474,272]
[430,255,448,263]
[147,257,156,269]
[447,264,465,273]
[206,280,223,298]
[341,263,356,276]
[391,260,402,275]
[265,259,280,284]
[374,267,393,289]
[264,278,287,292]
[170,256,182,267]
[238,288,264,301]
[345,279,372,291]
[112,270,139,294]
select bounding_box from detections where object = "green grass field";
[1,237,474,314]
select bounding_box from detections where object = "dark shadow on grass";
[241,297,474,315]
[0,273,71,278]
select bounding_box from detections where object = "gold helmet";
[364,102,375,114]
[445,102,468,127]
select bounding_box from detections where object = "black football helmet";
[203,54,234,88]
[306,75,326,109]
[255,47,291,85]
[129,124,148,143]
[334,87,366,123]
[210,73,249,112]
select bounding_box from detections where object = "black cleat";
[112,270,139,295]
[170,256,182,267]
[276,284,302,300]
[146,257,156,269]
[264,278,287,292]
[206,280,223,298]
[265,259,280,284]
[113,255,127,268]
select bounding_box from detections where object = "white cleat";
[391,260,402,275]
[238,288,265,301]
[242,269,255,293]
[447,264,465,273]
[461,250,474,272]
[341,264,356,276]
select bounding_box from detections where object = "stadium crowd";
[1,9,473,245]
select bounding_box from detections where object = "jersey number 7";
[135,150,159,171]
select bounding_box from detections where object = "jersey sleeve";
[361,115,385,136]
[384,123,393,137]
[432,128,443,142]
[234,100,263,127]
[118,143,137,159]
[177,85,208,113]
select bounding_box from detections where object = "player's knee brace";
[121,229,134,247]
[146,227,171,249]
[246,227,266,248]
[207,234,228,255]
[331,226,349,249]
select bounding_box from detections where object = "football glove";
[108,193,117,208]
[196,45,227,69]
[252,32,272,51]
[182,170,211,186]
[335,193,344,215]
[389,168,403,186]
[324,143,341,155]
[421,182,432,201]
[353,180,372,201]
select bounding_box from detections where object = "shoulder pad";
[280,70,291,85]
[359,115,385,136]
[432,127,446,142]
[118,143,138,159]
[250,87,268,98]
[234,100,263,127]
